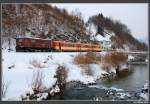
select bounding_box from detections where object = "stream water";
[101,64,148,91]
[62,64,148,100]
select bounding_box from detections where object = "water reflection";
[100,64,148,91]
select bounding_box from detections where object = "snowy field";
[2,50,148,101]
[2,51,109,100]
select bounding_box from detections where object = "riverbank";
[2,51,148,101]
[49,81,148,100]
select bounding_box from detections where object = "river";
[62,64,148,100]
[101,64,148,91]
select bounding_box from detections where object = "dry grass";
[82,64,94,76]
[101,64,112,73]
[74,52,128,76]
[29,59,45,68]
[31,70,45,93]
[102,52,128,67]
[73,52,102,76]
[2,78,10,98]
[73,52,101,65]
[101,52,128,72]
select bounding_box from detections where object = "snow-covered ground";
[139,82,149,101]
[2,50,148,101]
[2,51,109,100]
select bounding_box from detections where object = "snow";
[123,44,130,51]
[95,29,114,42]
[143,82,148,89]
[117,92,131,99]
[128,55,134,61]
[89,85,131,99]
[49,85,60,95]
[66,63,96,84]
[2,50,133,100]
[2,38,16,52]
[145,58,148,62]
[139,82,149,101]
[86,24,97,36]
[88,84,107,89]
[2,51,110,100]
[140,93,148,101]
[37,93,48,101]
[109,87,123,91]
[89,64,107,79]
[120,64,128,71]
[2,52,67,100]
[95,34,111,42]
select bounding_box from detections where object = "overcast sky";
[50,3,148,44]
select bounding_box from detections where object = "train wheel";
[24,49,27,52]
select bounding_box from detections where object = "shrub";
[73,52,102,76]
[54,65,68,97]
[102,52,128,74]
[73,52,101,65]
[31,70,45,93]
[55,65,68,86]
[103,52,128,68]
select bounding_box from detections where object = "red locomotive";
[16,37,101,52]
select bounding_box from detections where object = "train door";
[59,42,61,51]
[30,39,36,48]
[77,44,81,52]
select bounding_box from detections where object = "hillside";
[2,4,147,51]
[2,4,91,47]
[87,13,147,50]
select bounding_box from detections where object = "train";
[15,37,102,52]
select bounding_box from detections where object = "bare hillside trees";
[87,13,148,50]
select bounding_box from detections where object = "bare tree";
[54,65,68,99]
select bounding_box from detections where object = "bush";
[55,65,68,86]
[102,52,128,74]
[73,52,101,65]
[103,52,128,67]
[31,70,45,93]
[73,52,102,76]
[54,65,68,97]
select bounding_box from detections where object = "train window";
[83,45,88,48]
[65,43,69,47]
[71,44,74,47]
[31,39,36,42]
[65,43,74,47]
[18,39,22,42]
[25,39,29,43]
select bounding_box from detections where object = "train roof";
[15,37,100,46]
[15,37,52,41]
